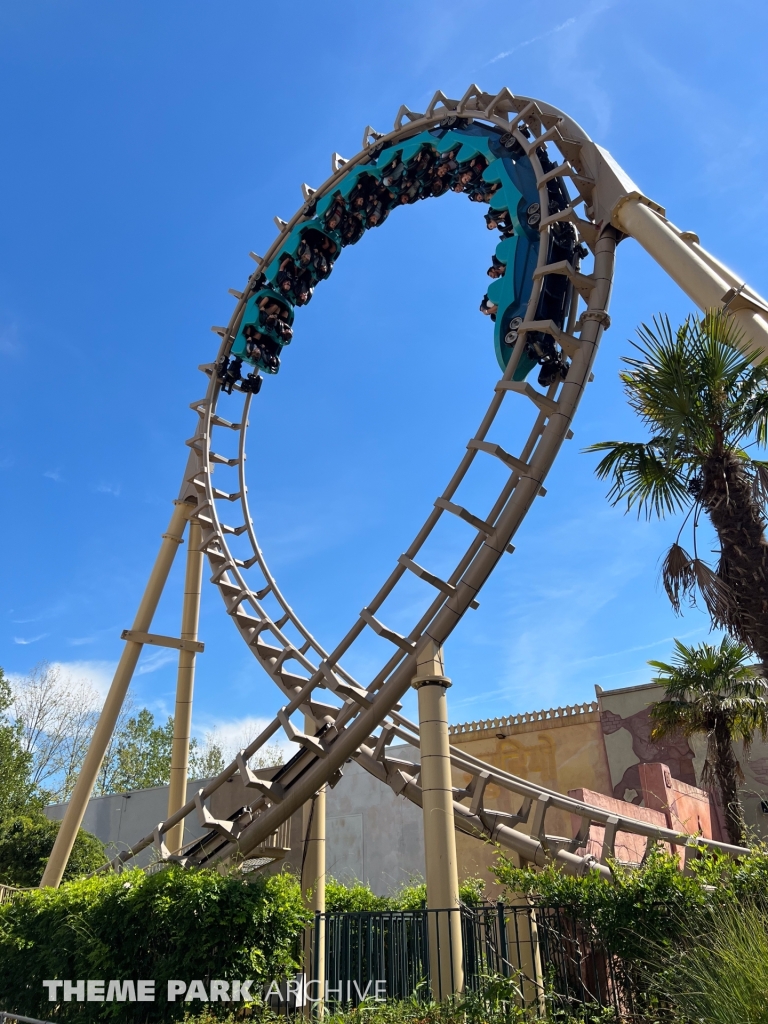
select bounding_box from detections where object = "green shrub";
[326,878,392,912]
[325,876,486,913]
[0,812,106,887]
[493,845,710,962]
[493,843,768,1016]
[0,865,308,1022]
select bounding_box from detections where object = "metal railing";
[0,1013,55,1024]
[303,903,633,1016]
[0,885,26,906]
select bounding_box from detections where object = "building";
[46,680,768,894]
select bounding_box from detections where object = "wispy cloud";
[96,483,121,497]
[44,469,63,483]
[571,626,710,667]
[193,714,291,764]
[68,636,96,646]
[0,324,20,357]
[13,634,47,645]
[488,17,576,64]
[136,648,177,676]
[6,659,116,700]
[46,660,117,697]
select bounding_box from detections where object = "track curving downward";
[110,87,749,880]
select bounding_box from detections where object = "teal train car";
[230,120,580,385]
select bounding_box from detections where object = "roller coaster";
[42,86,768,894]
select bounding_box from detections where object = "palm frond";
[649,694,703,740]
[692,558,737,627]
[624,316,703,453]
[749,460,768,508]
[584,440,691,518]
[617,311,768,460]
[660,542,696,613]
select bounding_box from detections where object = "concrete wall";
[45,744,426,894]
[448,701,613,890]
[568,787,669,865]
[46,778,212,868]
[596,681,768,840]
[324,750,425,893]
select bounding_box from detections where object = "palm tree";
[586,311,768,664]
[649,636,768,846]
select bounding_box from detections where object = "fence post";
[302,715,326,1016]
[497,902,509,977]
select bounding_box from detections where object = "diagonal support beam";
[41,496,196,888]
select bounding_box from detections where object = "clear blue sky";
[1,0,766,748]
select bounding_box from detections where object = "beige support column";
[166,517,204,854]
[613,197,768,357]
[413,640,463,998]
[40,499,194,889]
[302,715,326,1012]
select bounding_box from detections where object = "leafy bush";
[493,845,710,963]
[325,876,486,913]
[326,878,392,912]
[0,812,106,887]
[493,843,768,1017]
[0,865,308,1022]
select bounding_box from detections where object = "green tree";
[586,311,768,663]
[96,709,226,795]
[649,636,768,845]
[0,813,106,887]
[188,739,226,779]
[98,708,173,792]
[0,668,38,821]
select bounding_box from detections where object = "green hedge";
[493,844,768,959]
[325,876,486,912]
[0,865,308,1022]
[0,813,106,887]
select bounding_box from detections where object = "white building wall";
[45,744,426,894]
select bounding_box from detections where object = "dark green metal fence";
[297,903,633,1016]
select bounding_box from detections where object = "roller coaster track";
[107,86,751,881]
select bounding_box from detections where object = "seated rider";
[297,238,313,267]
[487,255,506,279]
[411,147,436,182]
[218,355,242,395]
[276,256,297,294]
[434,149,459,183]
[311,232,338,278]
[469,181,501,204]
[243,326,282,369]
[257,296,292,342]
[348,175,376,213]
[325,196,346,233]
[293,268,314,305]
[247,334,280,371]
[365,196,387,227]
[479,294,498,320]
[452,165,475,193]
[381,155,406,190]
[485,209,515,238]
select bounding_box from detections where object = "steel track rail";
[107,88,748,879]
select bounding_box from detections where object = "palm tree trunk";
[712,721,746,846]
[703,454,768,665]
